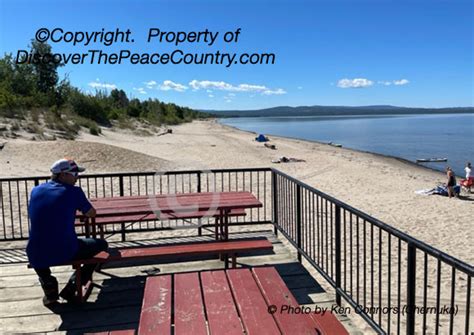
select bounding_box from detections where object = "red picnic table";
[78,192,262,240]
[138,266,349,335]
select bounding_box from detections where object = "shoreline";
[217,119,454,178]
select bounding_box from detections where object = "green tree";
[110,89,129,109]
[30,40,62,93]
[126,98,142,117]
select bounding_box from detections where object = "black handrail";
[271,168,473,276]
[0,167,272,182]
[271,168,473,335]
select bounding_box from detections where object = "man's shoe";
[42,295,58,306]
[59,282,77,304]
[40,277,58,306]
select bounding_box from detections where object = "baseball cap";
[50,159,86,174]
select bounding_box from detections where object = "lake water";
[220,113,474,177]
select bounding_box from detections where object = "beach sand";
[1,119,472,333]
[3,119,470,262]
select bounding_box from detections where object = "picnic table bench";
[138,266,348,335]
[29,238,273,302]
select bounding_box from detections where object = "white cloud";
[158,80,188,92]
[133,87,147,95]
[88,80,117,90]
[144,80,157,88]
[189,80,233,91]
[393,79,409,86]
[208,94,214,98]
[206,89,213,93]
[376,79,409,86]
[337,78,373,89]
[262,88,287,95]
[228,93,236,97]
[237,83,267,92]
[188,80,286,95]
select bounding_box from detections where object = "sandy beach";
[1,119,472,333]
[1,119,471,264]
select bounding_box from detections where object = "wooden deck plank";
[0,229,361,334]
[0,305,141,334]
[227,268,281,335]
[200,270,243,335]
[138,275,172,335]
[174,272,207,335]
[252,266,320,335]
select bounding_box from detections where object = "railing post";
[296,184,302,263]
[34,179,39,187]
[272,171,278,236]
[119,176,125,241]
[406,243,416,335]
[197,172,202,236]
[335,204,342,306]
[119,176,124,197]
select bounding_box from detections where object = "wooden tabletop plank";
[174,272,207,335]
[138,275,172,335]
[200,270,243,335]
[252,267,319,335]
[227,268,281,335]
[91,192,254,203]
[91,193,260,207]
[310,310,349,335]
[92,194,261,206]
[85,192,262,217]
[90,192,259,208]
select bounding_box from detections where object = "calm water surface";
[220,113,474,176]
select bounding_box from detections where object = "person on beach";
[465,162,472,179]
[26,159,108,306]
[446,167,457,198]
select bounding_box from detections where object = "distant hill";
[203,105,474,118]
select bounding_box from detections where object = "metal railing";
[272,169,473,335]
[0,168,272,241]
[0,167,472,333]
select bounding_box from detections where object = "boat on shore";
[416,158,448,163]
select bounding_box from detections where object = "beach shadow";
[47,275,145,334]
[245,262,326,304]
[456,194,474,201]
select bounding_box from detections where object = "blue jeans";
[35,238,108,287]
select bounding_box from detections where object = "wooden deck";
[0,225,367,334]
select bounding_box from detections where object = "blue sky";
[0,0,472,110]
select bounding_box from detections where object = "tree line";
[0,40,210,134]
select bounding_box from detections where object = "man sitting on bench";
[26,158,108,306]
